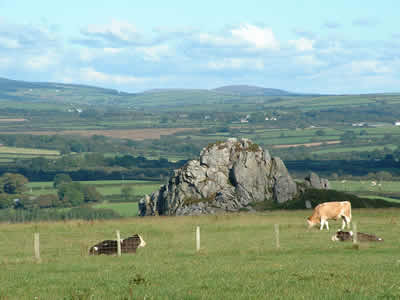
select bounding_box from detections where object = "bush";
[278,189,400,209]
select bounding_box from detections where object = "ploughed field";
[0,209,399,299]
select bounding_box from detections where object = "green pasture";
[330,180,400,203]
[0,210,399,299]
[93,202,138,217]
[330,180,400,194]
[0,146,60,156]
[27,180,161,200]
[313,144,397,154]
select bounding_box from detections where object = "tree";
[53,174,72,188]
[36,194,59,208]
[0,173,29,194]
[82,185,103,203]
[57,183,84,207]
[341,131,357,144]
[0,194,13,209]
[121,185,134,202]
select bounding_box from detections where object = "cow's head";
[331,230,353,241]
[307,216,317,228]
[89,246,99,255]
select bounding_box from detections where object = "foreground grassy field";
[0,209,399,299]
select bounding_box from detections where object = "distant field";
[93,202,138,217]
[0,118,27,122]
[330,180,400,202]
[0,128,198,140]
[0,146,60,155]
[313,144,397,154]
[27,180,162,199]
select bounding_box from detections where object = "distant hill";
[0,77,133,105]
[213,85,297,96]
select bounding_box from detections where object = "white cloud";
[79,67,149,85]
[289,37,314,51]
[350,60,392,75]
[195,24,279,51]
[103,47,123,54]
[295,55,324,66]
[25,51,60,70]
[0,57,12,68]
[85,19,139,42]
[0,36,20,48]
[207,58,264,70]
[231,24,279,50]
[136,44,172,62]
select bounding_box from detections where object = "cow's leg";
[341,217,346,230]
[345,216,351,229]
[325,221,329,231]
[320,219,326,230]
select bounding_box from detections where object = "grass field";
[0,209,399,299]
[330,180,400,195]
[27,180,161,201]
[0,146,60,156]
[93,202,138,217]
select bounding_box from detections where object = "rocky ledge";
[139,138,328,216]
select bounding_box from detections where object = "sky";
[0,0,399,94]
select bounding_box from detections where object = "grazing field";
[331,180,400,198]
[0,209,399,299]
[0,128,198,141]
[0,146,60,156]
[93,202,138,217]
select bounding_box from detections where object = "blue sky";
[0,0,399,93]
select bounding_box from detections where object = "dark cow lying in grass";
[331,230,383,242]
[89,234,146,255]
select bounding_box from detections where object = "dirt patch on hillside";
[0,128,198,141]
[272,140,341,149]
[0,118,27,122]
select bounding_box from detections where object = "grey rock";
[304,172,330,190]
[139,138,325,216]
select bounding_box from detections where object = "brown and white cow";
[89,234,146,255]
[307,201,352,230]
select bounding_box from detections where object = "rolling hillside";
[212,85,297,96]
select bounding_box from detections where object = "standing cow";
[307,201,352,230]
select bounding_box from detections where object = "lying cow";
[331,230,383,242]
[307,201,352,230]
[89,234,146,255]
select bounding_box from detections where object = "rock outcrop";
[304,172,331,190]
[139,138,301,216]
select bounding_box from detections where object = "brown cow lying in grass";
[89,234,146,255]
[307,201,352,230]
[331,230,384,242]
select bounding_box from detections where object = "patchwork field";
[0,128,198,141]
[27,180,161,201]
[0,209,399,299]
[330,180,400,202]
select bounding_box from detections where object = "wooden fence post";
[34,232,41,263]
[116,230,121,257]
[196,226,200,252]
[274,224,280,249]
[353,222,358,245]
